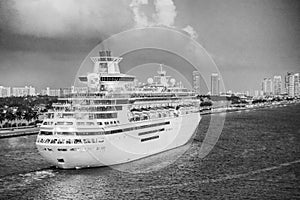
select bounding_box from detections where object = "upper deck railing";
[58,91,197,100]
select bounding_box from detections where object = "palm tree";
[5,110,16,125]
[15,108,23,123]
[0,111,5,125]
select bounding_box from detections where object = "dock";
[0,127,40,139]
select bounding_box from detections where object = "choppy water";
[0,104,299,199]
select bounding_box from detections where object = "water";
[0,104,299,199]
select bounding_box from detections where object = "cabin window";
[57,139,65,144]
[50,139,57,144]
[94,113,117,119]
[86,122,95,126]
[77,122,85,126]
[74,139,82,144]
[116,99,128,104]
[40,131,53,135]
[57,148,67,152]
[83,139,91,144]
[66,139,72,144]
[56,132,75,136]
[141,135,159,142]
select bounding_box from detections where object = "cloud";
[182,25,198,40]
[0,0,199,40]
[130,0,151,28]
[2,0,132,38]
[153,0,177,27]
[129,0,198,39]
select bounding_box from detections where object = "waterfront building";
[262,78,273,96]
[41,87,60,96]
[12,86,36,97]
[211,73,219,95]
[285,72,300,97]
[260,90,264,96]
[285,72,295,97]
[29,86,36,96]
[192,71,201,95]
[254,90,259,97]
[294,73,299,97]
[60,88,72,96]
[49,89,61,97]
[0,86,11,97]
[273,75,282,95]
[41,87,49,96]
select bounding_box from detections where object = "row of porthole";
[37,138,104,144]
[43,146,105,152]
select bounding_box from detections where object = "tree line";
[0,95,58,128]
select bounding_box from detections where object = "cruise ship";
[35,51,201,169]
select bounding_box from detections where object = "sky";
[0,0,299,93]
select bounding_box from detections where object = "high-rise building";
[286,73,294,97]
[211,73,219,95]
[273,75,282,95]
[254,90,259,97]
[0,86,11,97]
[294,73,299,97]
[12,86,36,97]
[260,90,264,96]
[29,86,36,96]
[262,78,273,96]
[192,71,201,95]
[41,87,60,96]
[285,72,300,97]
[41,87,49,96]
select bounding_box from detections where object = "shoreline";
[1,100,299,139]
[0,127,39,139]
[200,100,300,115]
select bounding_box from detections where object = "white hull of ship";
[36,113,201,169]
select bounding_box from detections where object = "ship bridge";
[78,51,135,92]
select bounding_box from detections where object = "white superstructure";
[36,51,201,169]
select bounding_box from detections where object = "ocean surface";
[0,104,299,199]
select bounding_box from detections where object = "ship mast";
[154,64,170,87]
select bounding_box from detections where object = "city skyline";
[0,0,299,93]
[1,70,300,98]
